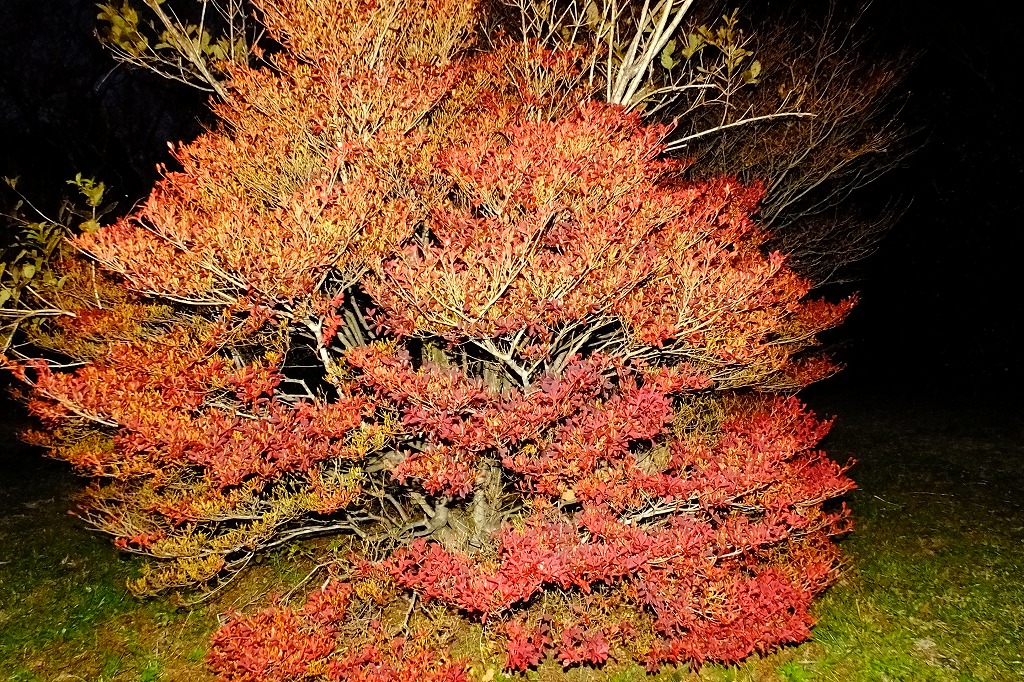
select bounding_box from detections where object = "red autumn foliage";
[377,395,850,668]
[209,583,470,682]
[504,618,551,671]
[4,0,857,676]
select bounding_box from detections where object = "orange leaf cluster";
[24,321,370,486]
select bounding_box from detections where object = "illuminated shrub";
[4,0,855,675]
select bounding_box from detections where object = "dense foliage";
[3,0,860,675]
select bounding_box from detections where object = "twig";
[664,112,817,151]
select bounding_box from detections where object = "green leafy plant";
[1,175,115,352]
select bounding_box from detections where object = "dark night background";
[1,0,1021,403]
[835,0,1024,404]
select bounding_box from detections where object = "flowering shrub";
[3,0,856,675]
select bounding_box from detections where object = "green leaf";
[85,183,105,207]
[26,222,52,246]
[96,2,149,56]
[206,37,230,61]
[660,39,678,69]
[0,323,16,353]
[121,2,138,26]
[742,59,762,84]
[0,288,10,306]
[21,263,36,280]
[197,28,212,53]
[67,175,106,207]
[680,32,706,59]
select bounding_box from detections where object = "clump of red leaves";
[209,583,470,682]
[377,393,851,670]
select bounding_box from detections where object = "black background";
[837,0,1024,401]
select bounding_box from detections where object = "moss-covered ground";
[2,387,1021,681]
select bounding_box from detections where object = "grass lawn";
[2,386,1021,681]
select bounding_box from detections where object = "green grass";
[0,418,221,682]
[798,391,1024,682]
[2,390,1022,681]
